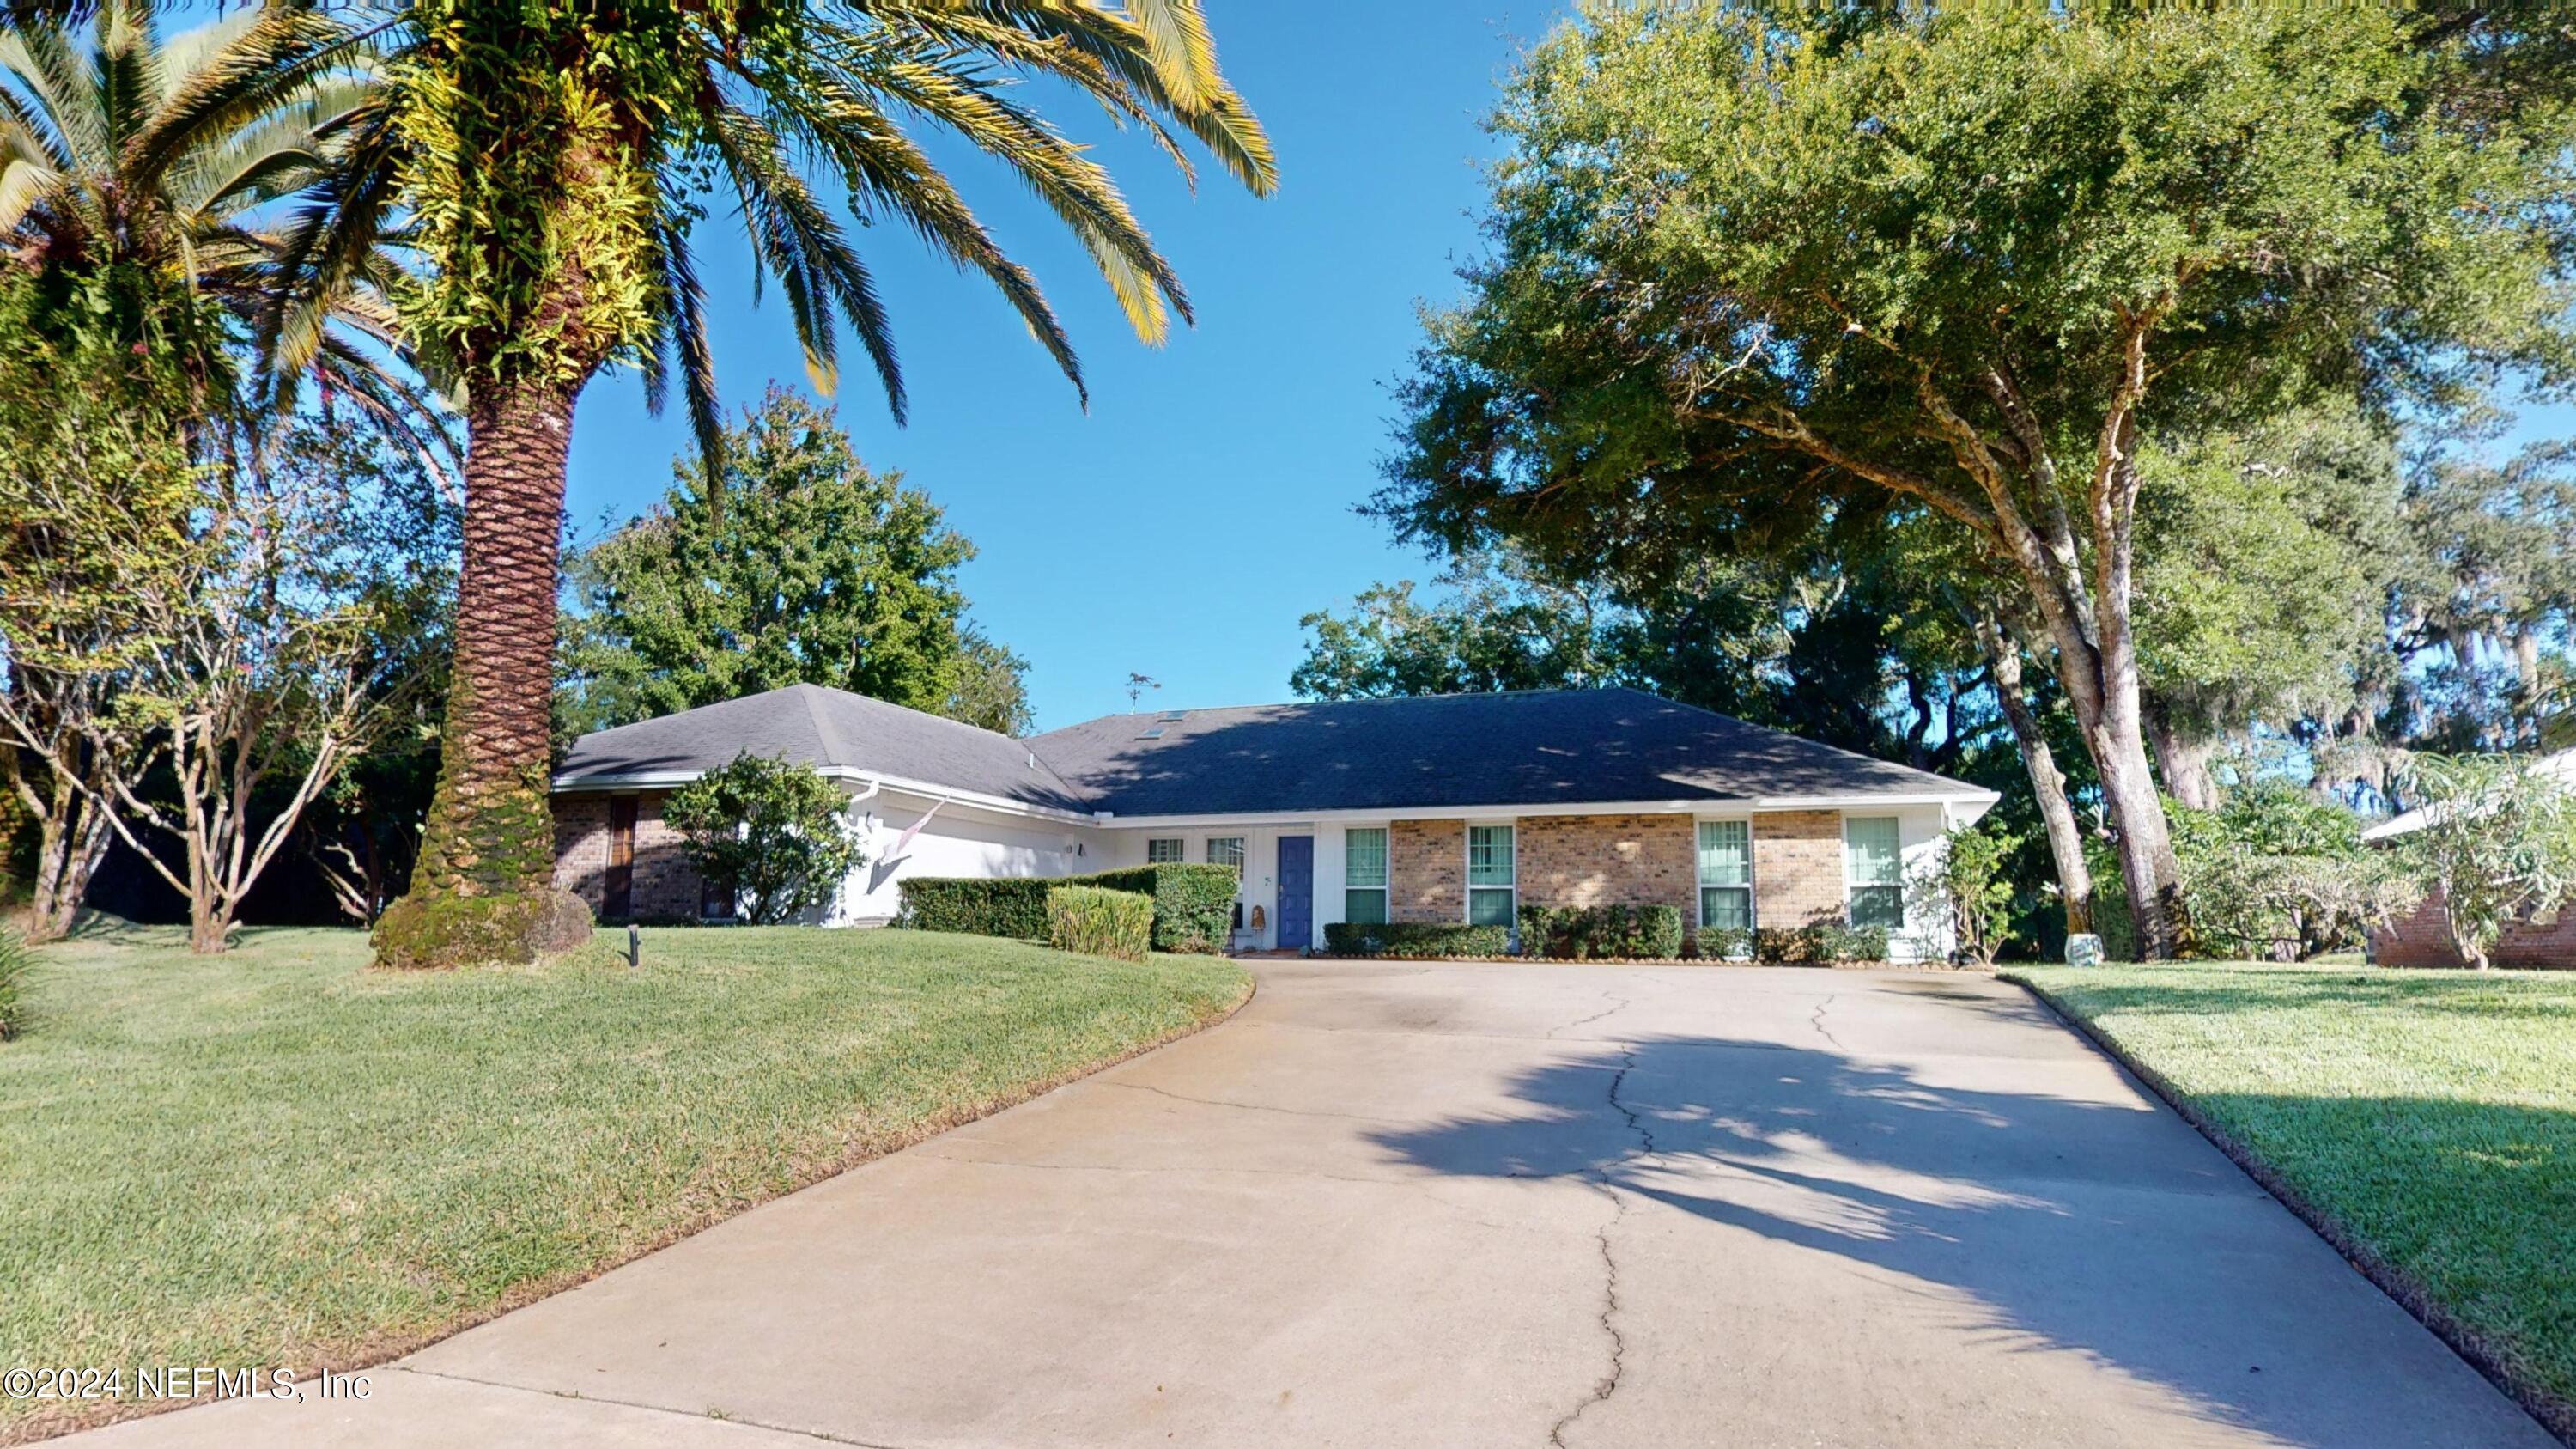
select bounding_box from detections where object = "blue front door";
[1275,836,1315,951]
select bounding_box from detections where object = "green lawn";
[2008,963,2576,1430]
[0,922,1249,1439]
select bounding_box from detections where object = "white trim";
[1465,821,1517,928]
[1093,790,1996,831]
[553,765,1100,827]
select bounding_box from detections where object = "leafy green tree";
[1375,4,2570,957]
[0,265,207,941]
[2167,783,2407,960]
[2397,752,2576,971]
[1908,820,2020,967]
[1291,551,1615,702]
[292,3,1276,967]
[663,752,865,926]
[2133,409,2409,808]
[562,387,1028,737]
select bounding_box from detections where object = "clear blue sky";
[563,3,1571,733]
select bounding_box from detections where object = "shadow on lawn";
[1367,1032,2560,1447]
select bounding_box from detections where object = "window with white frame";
[1844,816,1904,928]
[1207,837,1248,928]
[1344,828,1388,924]
[1146,837,1185,864]
[1697,819,1752,930]
[1467,824,1516,927]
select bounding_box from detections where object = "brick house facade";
[548,684,1992,949]
[2372,886,2576,969]
[553,791,715,924]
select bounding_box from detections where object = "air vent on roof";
[1135,727,1166,740]
[1157,709,1188,722]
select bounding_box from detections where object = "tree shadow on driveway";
[1364,1034,2540,1449]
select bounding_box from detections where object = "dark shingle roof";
[554,684,1991,818]
[1024,687,1990,817]
[553,683,1090,812]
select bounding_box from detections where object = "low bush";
[1695,925,1754,962]
[1074,864,1237,953]
[1518,904,1686,959]
[1755,921,1891,965]
[0,930,23,1040]
[898,863,1241,953]
[1045,886,1155,961]
[1321,922,1511,958]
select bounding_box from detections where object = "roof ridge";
[797,683,849,767]
[1036,685,1616,734]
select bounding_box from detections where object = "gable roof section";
[1024,687,1993,818]
[553,683,1091,813]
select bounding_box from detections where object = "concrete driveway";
[83,963,2550,1448]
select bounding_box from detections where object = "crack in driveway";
[1550,1026,1653,1448]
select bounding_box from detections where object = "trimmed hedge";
[897,863,1238,954]
[1321,922,1510,958]
[1045,885,1154,961]
[1754,921,1892,965]
[897,877,1053,940]
[1518,904,1685,960]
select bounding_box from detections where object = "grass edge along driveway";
[2008,963,2576,1443]
[0,922,1250,1443]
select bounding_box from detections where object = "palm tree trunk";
[373,375,592,967]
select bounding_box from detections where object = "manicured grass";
[2008,963,2576,1432]
[0,922,1249,1439]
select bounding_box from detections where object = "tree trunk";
[23,775,108,943]
[373,375,593,968]
[2087,678,2191,959]
[1976,618,2094,940]
[2145,697,2220,812]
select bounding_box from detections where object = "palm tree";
[0,0,438,442]
[0,0,436,943]
[282,1,1276,966]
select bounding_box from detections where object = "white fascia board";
[552,765,1100,828]
[1092,790,1999,832]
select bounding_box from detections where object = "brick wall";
[1518,814,1694,912]
[1389,819,1466,922]
[550,792,711,923]
[1753,809,1844,928]
[553,795,611,914]
[2372,886,2576,969]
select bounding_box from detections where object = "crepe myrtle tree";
[2397,752,2576,971]
[278,1,1276,967]
[662,753,866,926]
[1376,4,2573,957]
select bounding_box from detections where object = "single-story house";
[2362,750,2576,969]
[550,684,1999,959]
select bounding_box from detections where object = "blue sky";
[564,3,1571,732]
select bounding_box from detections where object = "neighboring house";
[550,684,1999,959]
[2361,750,2576,969]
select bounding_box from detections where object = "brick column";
[551,795,611,915]
[1753,809,1844,928]
[1390,819,1466,922]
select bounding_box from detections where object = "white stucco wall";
[831,786,1104,926]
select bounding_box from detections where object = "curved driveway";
[85,963,2551,1448]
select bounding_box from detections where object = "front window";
[1845,816,1904,928]
[1145,837,1185,864]
[1207,837,1247,928]
[1345,828,1388,924]
[1467,824,1516,927]
[1697,819,1752,930]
